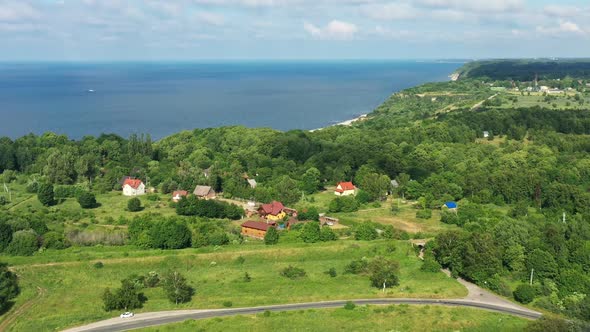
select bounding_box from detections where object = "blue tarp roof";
[444,201,458,209]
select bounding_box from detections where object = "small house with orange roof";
[122,178,145,196]
[334,181,356,196]
[172,190,188,202]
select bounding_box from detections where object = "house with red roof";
[258,201,286,221]
[171,190,188,202]
[122,178,145,196]
[334,181,356,196]
[241,220,274,239]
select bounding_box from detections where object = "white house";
[334,182,356,196]
[122,178,145,196]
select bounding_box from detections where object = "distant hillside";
[456,59,590,81]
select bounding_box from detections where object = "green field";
[0,240,467,331]
[138,305,528,332]
[495,91,590,110]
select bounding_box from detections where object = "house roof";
[193,185,214,197]
[172,190,188,197]
[260,201,284,215]
[241,221,272,231]
[391,180,399,187]
[123,178,143,189]
[444,201,458,209]
[336,181,356,193]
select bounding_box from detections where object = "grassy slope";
[137,306,528,332]
[2,240,467,331]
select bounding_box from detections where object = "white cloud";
[361,3,417,21]
[195,11,225,26]
[0,2,41,22]
[304,20,358,40]
[536,20,586,36]
[417,0,524,13]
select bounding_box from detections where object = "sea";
[0,61,462,140]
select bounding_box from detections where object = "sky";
[0,0,589,60]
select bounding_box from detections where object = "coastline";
[309,114,368,132]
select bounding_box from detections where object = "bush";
[42,231,68,249]
[415,209,432,219]
[421,258,442,273]
[280,266,306,280]
[6,230,39,256]
[37,183,55,206]
[144,271,160,288]
[345,259,369,274]
[0,196,7,206]
[0,263,19,311]
[319,227,337,241]
[222,301,233,308]
[243,272,252,282]
[354,223,378,241]
[344,301,356,310]
[525,316,570,332]
[94,262,104,269]
[127,198,142,212]
[300,222,320,243]
[329,196,359,213]
[325,267,337,277]
[514,284,536,304]
[298,207,319,221]
[264,227,279,245]
[26,181,39,193]
[77,191,98,209]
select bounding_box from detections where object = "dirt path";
[471,94,498,111]
[7,195,34,211]
[0,287,46,332]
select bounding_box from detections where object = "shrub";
[264,227,279,245]
[298,207,319,221]
[127,198,142,212]
[222,301,233,308]
[319,227,337,241]
[144,271,160,288]
[421,258,442,273]
[243,272,252,282]
[415,209,432,219]
[300,222,320,243]
[77,191,98,209]
[345,259,368,274]
[42,231,68,249]
[26,181,39,193]
[6,230,39,256]
[0,196,7,206]
[235,256,245,265]
[280,266,306,280]
[354,223,378,241]
[325,267,337,278]
[37,183,55,206]
[344,301,356,310]
[94,262,104,269]
[514,284,536,304]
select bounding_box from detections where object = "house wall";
[241,227,266,239]
[334,189,355,196]
[123,184,145,196]
[266,211,286,221]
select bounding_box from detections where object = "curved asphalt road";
[63,298,542,332]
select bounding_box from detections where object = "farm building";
[122,178,145,196]
[258,201,286,221]
[172,190,188,202]
[241,221,273,239]
[193,185,216,199]
[334,181,356,196]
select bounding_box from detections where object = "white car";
[120,312,134,318]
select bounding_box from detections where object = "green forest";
[2,66,590,330]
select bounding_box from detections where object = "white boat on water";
[87,89,95,93]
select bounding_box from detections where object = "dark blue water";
[0,61,461,139]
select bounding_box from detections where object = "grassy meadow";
[0,240,466,331]
[138,305,528,332]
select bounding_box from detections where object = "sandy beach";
[309,114,368,132]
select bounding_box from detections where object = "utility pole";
[529,268,534,286]
[382,280,386,293]
[562,212,566,224]
[3,183,10,202]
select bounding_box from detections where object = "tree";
[162,271,194,305]
[42,231,68,250]
[127,197,142,212]
[0,222,12,252]
[300,167,321,194]
[368,257,400,289]
[6,230,39,256]
[264,227,279,245]
[77,191,98,209]
[37,183,55,206]
[526,249,558,280]
[102,278,147,311]
[0,263,19,311]
[300,222,321,243]
[513,284,535,304]
[148,220,192,249]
